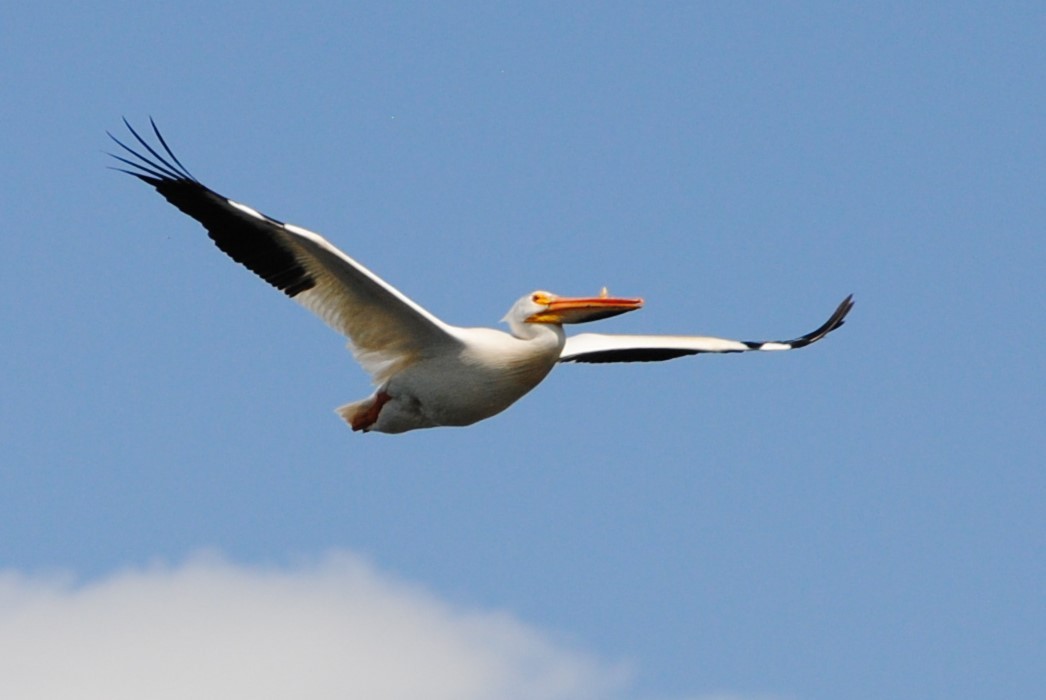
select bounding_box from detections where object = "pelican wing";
[560,295,853,363]
[110,119,461,383]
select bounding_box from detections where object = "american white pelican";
[110,120,853,434]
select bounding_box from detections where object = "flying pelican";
[109,120,853,434]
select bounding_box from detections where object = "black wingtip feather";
[110,119,317,299]
[119,117,196,182]
[149,116,196,181]
[781,293,854,349]
[106,151,170,183]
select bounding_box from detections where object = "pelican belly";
[366,329,562,433]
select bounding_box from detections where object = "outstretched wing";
[110,119,462,384]
[559,295,853,363]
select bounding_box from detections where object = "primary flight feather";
[110,119,853,434]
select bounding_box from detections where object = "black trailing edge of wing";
[563,347,704,364]
[108,118,316,298]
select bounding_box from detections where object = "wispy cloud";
[0,551,629,700]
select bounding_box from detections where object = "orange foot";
[350,390,392,432]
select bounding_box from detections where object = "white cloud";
[683,695,790,700]
[0,551,629,700]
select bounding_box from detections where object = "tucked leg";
[349,390,391,432]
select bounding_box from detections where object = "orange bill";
[527,294,643,324]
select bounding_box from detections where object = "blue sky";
[1,2,1043,698]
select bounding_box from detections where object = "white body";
[340,324,564,433]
